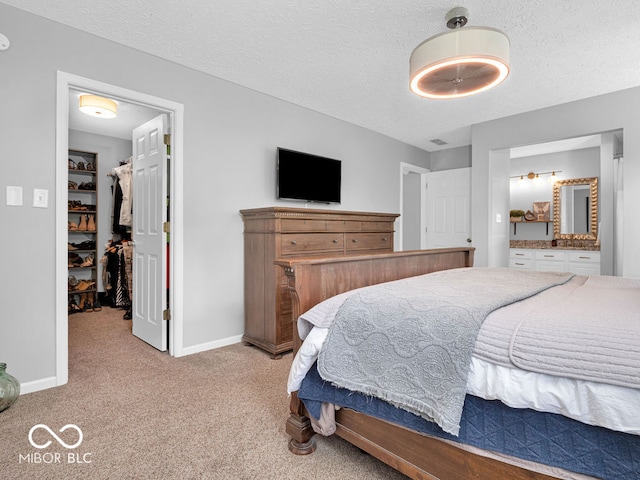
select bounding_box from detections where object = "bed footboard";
[276,248,475,456]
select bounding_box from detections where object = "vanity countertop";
[510,240,600,252]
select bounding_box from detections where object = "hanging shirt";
[114,162,133,227]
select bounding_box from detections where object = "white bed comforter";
[288,270,640,435]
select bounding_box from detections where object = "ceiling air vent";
[430,138,447,146]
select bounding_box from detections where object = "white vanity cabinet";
[509,249,533,270]
[534,250,567,272]
[568,251,601,275]
[509,249,600,275]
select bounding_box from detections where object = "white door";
[426,168,471,248]
[132,114,168,351]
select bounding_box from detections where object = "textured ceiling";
[4,0,640,151]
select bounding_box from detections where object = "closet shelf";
[68,169,96,175]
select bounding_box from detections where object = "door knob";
[466,238,472,243]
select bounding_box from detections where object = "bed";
[275,247,640,480]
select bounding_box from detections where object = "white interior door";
[132,114,168,351]
[426,168,471,248]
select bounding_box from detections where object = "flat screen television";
[276,148,341,204]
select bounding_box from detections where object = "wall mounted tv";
[276,148,342,204]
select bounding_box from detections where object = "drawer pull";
[515,262,525,266]
[352,239,358,243]
[382,237,388,241]
[579,256,590,259]
[290,240,297,245]
[543,255,554,258]
[332,239,338,243]
[515,253,524,256]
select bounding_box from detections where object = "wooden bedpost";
[281,265,317,454]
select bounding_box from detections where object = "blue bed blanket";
[300,363,640,480]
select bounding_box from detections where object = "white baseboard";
[177,334,243,357]
[19,376,58,395]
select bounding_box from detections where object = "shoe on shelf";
[68,253,83,267]
[68,221,79,231]
[87,214,96,232]
[68,243,78,251]
[78,214,88,231]
[75,280,95,291]
[80,253,95,267]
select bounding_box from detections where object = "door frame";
[399,162,429,250]
[55,71,185,386]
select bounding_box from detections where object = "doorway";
[55,72,185,387]
[399,163,428,250]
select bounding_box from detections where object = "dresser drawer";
[364,221,395,232]
[281,219,326,232]
[326,220,361,232]
[281,233,344,255]
[345,232,392,251]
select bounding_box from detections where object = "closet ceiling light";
[409,7,510,99]
[79,94,118,119]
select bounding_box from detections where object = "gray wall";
[472,88,640,279]
[0,5,429,388]
[402,171,421,250]
[430,145,471,171]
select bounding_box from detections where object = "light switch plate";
[33,188,48,208]
[6,186,23,206]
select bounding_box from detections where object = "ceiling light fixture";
[79,94,118,118]
[410,7,510,99]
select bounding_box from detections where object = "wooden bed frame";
[276,248,561,480]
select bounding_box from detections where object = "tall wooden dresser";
[240,207,399,357]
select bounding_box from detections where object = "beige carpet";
[0,307,407,479]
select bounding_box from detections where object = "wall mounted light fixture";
[79,94,118,118]
[510,171,562,184]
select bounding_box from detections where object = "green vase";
[0,363,20,413]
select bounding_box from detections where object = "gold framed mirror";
[552,177,598,240]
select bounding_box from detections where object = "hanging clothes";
[113,161,133,227]
[101,242,130,308]
[111,179,127,235]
